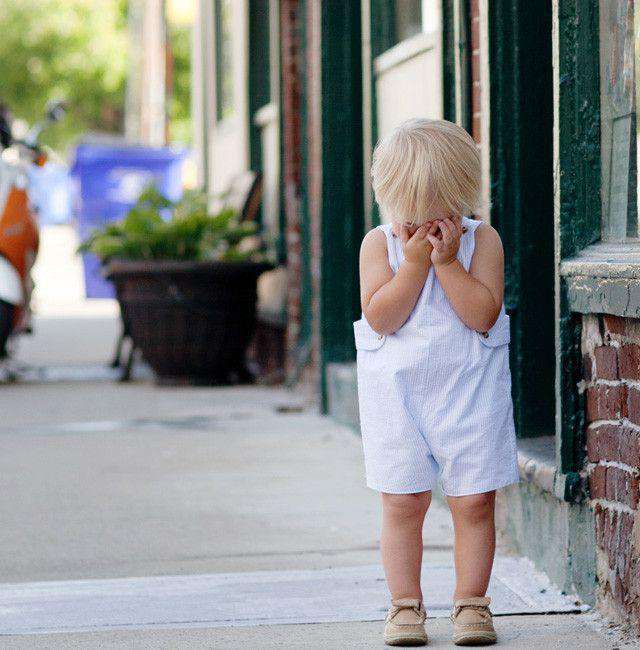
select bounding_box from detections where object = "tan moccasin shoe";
[384,598,428,646]
[451,596,497,646]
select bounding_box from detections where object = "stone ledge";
[563,275,640,318]
[516,437,582,501]
[560,242,640,278]
[560,243,640,317]
[517,436,557,492]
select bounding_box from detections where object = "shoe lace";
[389,602,426,623]
[451,604,492,623]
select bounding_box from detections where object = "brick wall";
[583,314,640,629]
[469,0,481,145]
[280,0,302,380]
[468,0,491,220]
[280,0,320,390]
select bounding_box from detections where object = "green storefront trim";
[442,0,471,129]
[555,0,601,476]
[489,0,555,439]
[319,0,364,410]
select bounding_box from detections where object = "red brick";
[471,51,481,86]
[629,558,640,601]
[597,508,635,582]
[603,315,627,338]
[618,512,635,557]
[594,502,606,548]
[604,315,640,344]
[470,16,480,48]
[594,346,618,380]
[587,424,640,466]
[619,428,640,467]
[472,83,482,115]
[586,384,627,422]
[472,114,482,143]
[605,466,640,509]
[583,353,594,382]
[627,387,640,426]
[619,344,640,380]
[586,424,616,462]
[603,508,618,568]
[589,465,607,499]
[590,465,640,509]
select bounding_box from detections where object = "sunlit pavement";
[0,227,626,648]
[0,381,627,648]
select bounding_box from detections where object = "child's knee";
[382,491,431,521]
[448,491,495,524]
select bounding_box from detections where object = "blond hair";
[371,118,481,225]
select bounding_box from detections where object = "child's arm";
[359,224,435,335]
[428,218,504,332]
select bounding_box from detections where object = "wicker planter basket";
[105,259,272,384]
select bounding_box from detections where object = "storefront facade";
[193,0,640,631]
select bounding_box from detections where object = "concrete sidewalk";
[0,382,625,648]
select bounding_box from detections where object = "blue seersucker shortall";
[354,217,520,496]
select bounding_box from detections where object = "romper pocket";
[477,314,510,347]
[353,318,386,351]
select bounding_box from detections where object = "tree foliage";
[168,20,192,145]
[0,0,129,151]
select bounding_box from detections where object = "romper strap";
[376,223,401,272]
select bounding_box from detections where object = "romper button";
[481,331,489,338]
[377,334,384,340]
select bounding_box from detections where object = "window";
[391,0,441,46]
[599,0,637,241]
[215,0,234,121]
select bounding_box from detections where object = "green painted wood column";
[555,0,601,475]
[248,0,271,175]
[488,0,555,439]
[318,0,364,410]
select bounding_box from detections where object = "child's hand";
[401,222,439,267]
[427,218,463,267]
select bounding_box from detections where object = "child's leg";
[380,491,431,600]
[447,490,496,599]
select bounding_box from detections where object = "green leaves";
[0,0,129,152]
[0,0,192,151]
[79,185,266,263]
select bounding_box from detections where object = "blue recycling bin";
[28,162,72,225]
[72,144,186,298]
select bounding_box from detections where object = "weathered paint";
[489,0,555,439]
[599,0,637,241]
[497,481,597,604]
[564,276,640,317]
[248,0,271,174]
[319,0,365,409]
[325,361,359,430]
[442,0,471,128]
[554,0,602,474]
[442,0,458,123]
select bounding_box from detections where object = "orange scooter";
[0,101,65,359]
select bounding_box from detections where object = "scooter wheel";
[0,300,15,359]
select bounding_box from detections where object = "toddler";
[355,118,519,646]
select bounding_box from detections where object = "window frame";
[559,1,640,321]
[598,0,637,243]
[214,0,235,123]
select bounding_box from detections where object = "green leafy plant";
[79,186,266,263]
